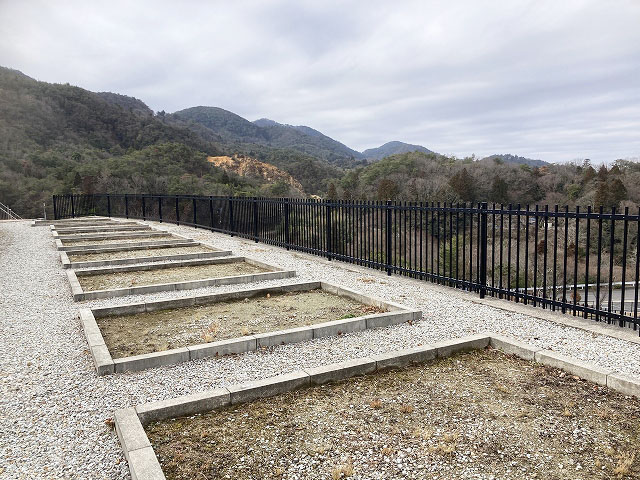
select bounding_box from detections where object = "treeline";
[330,151,639,210]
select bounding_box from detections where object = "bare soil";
[146,349,640,480]
[78,262,268,291]
[62,235,173,246]
[68,245,216,262]
[98,290,379,358]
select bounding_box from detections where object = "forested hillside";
[1,66,637,219]
[0,68,341,217]
[331,151,640,209]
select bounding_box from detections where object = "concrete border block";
[113,348,190,373]
[227,370,310,405]
[136,388,231,426]
[373,344,438,370]
[188,336,257,360]
[115,407,151,462]
[606,372,640,398]
[65,248,232,270]
[255,326,313,348]
[534,350,612,386]
[312,317,366,338]
[63,240,197,255]
[489,334,542,361]
[433,334,491,358]
[305,357,377,385]
[128,446,166,480]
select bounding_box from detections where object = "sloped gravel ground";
[2,219,640,479]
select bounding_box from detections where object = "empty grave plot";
[69,245,216,262]
[100,291,381,358]
[81,282,417,374]
[60,234,173,246]
[145,349,640,480]
[67,257,294,301]
[79,261,265,291]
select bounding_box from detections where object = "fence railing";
[53,193,640,335]
[0,201,22,220]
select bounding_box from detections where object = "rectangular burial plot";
[128,343,640,480]
[61,238,198,255]
[56,231,171,244]
[54,224,152,234]
[61,243,232,269]
[68,256,294,301]
[56,234,181,251]
[80,281,420,374]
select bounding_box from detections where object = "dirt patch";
[62,235,173,246]
[98,290,380,357]
[78,261,268,291]
[69,245,217,262]
[146,349,640,480]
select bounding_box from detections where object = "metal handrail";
[0,202,22,220]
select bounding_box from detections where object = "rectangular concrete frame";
[114,332,640,480]
[67,256,295,301]
[56,236,195,252]
[82,281,420,375]
[61,239,198,255]
[53,224,151,234]
[59,242,232,269]
[32,216,113,226]
[52,228,158,239]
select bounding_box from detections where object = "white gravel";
[2,219,640,479]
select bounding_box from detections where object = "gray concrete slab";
[373,344,438,370]
[136,389,231,426]
[534,349,612,386]
[305,357,377,385]
[227,370,310,405]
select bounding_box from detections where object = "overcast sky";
[1,0,639,163]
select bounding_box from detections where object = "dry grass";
[331,457,353,479]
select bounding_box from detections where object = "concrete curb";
[67,257,296,301]
[54,224,150,234]
[114,333,640,480]
[83,281,420,374]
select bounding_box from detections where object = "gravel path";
[2,219,640,479]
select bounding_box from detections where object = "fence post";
[386,200,393,275]
[253,197,259,242]
[124,194,129,219]
[209,196,214,230]
[53,196,58,220]
[71,195,75,218]
[284,198,290,250]
[228,197,235,236]
[193,198,197,227]
[142,196,146,220]
[158,197,162,223]
[326,199,332,260]
[107,195,111,217]
[175,196,180,225]
[479,202,488,299]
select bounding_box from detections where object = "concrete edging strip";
[115,333,640,480]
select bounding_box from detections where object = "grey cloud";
[0,0,638,163]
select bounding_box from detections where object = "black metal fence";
[53,193,640,334]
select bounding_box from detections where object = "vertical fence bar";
[584,206,591,318]
[479,202,488,299]
[193,198,197,227]
[253,197,259,242]
[621,206,629,325]
[107,195,111,217]
[229,197,235,236]
[53,196,58,220]
[70,195,76,218]
[386,200,392,275]
[124,194,129,219]
[573,206,579,315]
[285,198,290,250]
[142,196,146,221]
[326,199,332,260]
[209,196,214,230]
[175,196,180,225]
[562,206,569,313]
[595,206,603,321]
[158,197,163,223]
[608,206,616,324]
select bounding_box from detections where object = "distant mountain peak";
[362,141,434,161]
